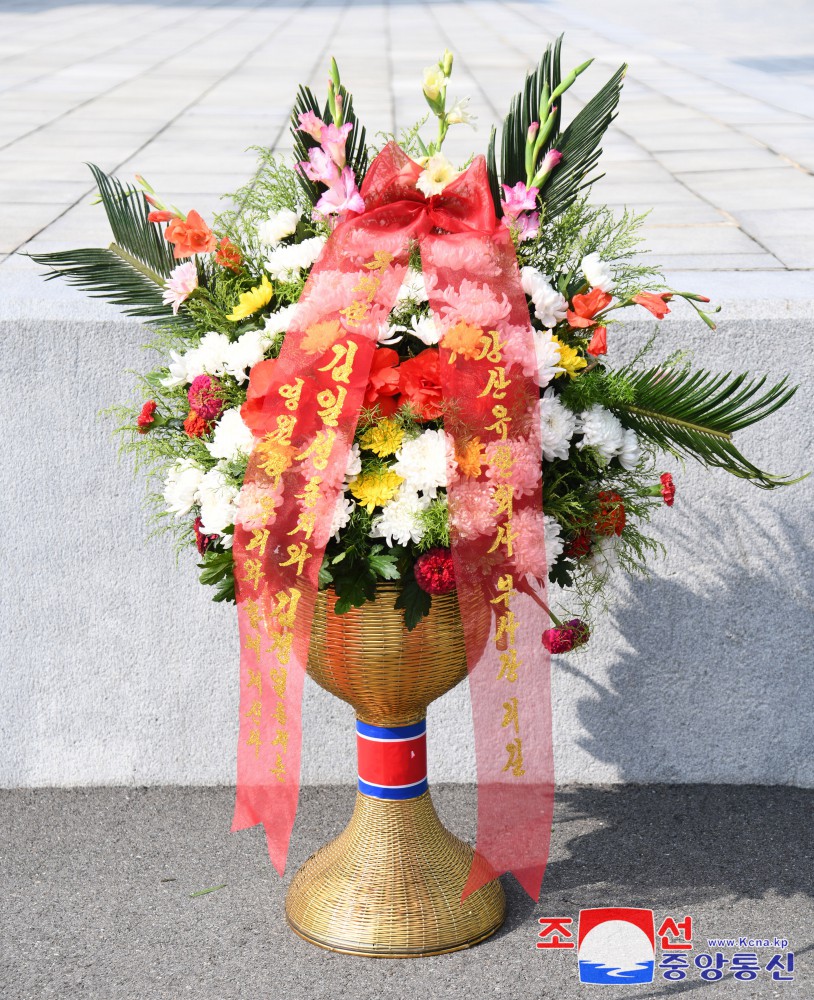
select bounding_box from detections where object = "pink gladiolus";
[500,181,539,219]
[538,148,562,175]
[297,111,326,141]
[299,146,340,185]
[315,167,365,217]
[320,122,353,167]
[514,211,540,242]
[161,261,197,315]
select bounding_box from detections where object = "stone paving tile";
[0,0,812,278]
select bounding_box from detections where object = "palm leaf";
[290,84,368,206]
[544,63,626,220]
[29,163,179,320]
[609,365,802,488]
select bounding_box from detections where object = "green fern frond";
[290,83,368,206]
[609,365,802,488]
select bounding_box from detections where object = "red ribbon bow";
[232,143,554,901]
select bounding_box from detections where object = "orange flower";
[398,348,443,421]
[633,292,671,319]
[363,348,401,417]
[183,411,211,438]
[215,236,242,272]
[240,358,277,436]
[455,436,485,478]
[594,491,626,536]
[567,287,613,328]
[587,325,607,356]
[302,319,344,355]
[441,320,483,362]
[164,210,217,259]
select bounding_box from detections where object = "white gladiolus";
[581,252,615,293]
[162,459,205,517]
[520,267,568,328]
[576,404,626,463]
[257,208,299,248]
[206,408,255,463]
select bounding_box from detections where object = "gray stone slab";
[733,209,814,269]
[1,785,812,1000]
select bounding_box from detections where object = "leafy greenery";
[198,547,236,603]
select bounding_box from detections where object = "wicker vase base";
[285,789,506,957]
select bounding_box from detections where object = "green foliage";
[395,568,432,630]
[30,164,181,321]
[610,364,801,487]
[198,547,236,603]
[416,498,450,550]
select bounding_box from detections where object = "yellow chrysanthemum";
[359,419,405,458]
[302,319,343,354]
[441,320,484,363]
[227,275,274,322]
[553,336,588,379]
[455,436,485,478]
[349,468,404,513]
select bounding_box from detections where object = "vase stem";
[356,717,428,801]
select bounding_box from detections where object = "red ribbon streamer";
[232,143,553,901]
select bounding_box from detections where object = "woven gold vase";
[285,584,506,957]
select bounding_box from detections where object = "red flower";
[216,236,242,272]
[241,358,277,436]
[564,529,592,559]
[542,618,590,654]
[136,399,157,433]
[183,411,211,438]
[148,209,177,224]
[164,210,217,259]
[398,348,443,421]
[566,618,591,647]
[363,348,401,417]
[414,548,456,595]
[594,491,626,537]
[633,292,671,319]
[587,325,607,356]
[660,472,676,507]
[187,374,224,421]
[193,516,217,555]
[567,288,613,328]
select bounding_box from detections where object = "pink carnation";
[161,260,197,315]
[414,548,456,595]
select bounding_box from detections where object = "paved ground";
[1,0,813,285]
[2,784,812,998]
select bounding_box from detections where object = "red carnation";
[183,411,211,438]
[164,209,217,259]
[193,516,217,555]
[216,236,242,272]
[565,618,590,647]
[398,348,443,421]
[587,325,607,356]
[594,491,626,537]
[564,529,592,559]
[660,472,676,507]
[241,358,277,436]
[567,288,612,328]
[414,548,456,595]
[187,374,224,421]
[137,399,157,433]
[363,348,401,417]
[633,292,671,319]
[542,618,589,654]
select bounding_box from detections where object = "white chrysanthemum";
[577,404,626,463]
[618,427,642,472]
[378,323,402,346]
[206,408,255,463]
[370,488,430,546]
[263,302,299,335]
[331,496,355,540]
[223,329,267,384]
[396,267,429,304]
[393,429,449,497]
[257,208,299,248]
[531,328,564,388]
[197,466,239,537]
[344,442,362,483]
[539,388,577,461]
[265,236,326,280]
[544,514,564,569]
[409,314,441,345]
[163,459,205,517]
[520,267,568,328]
[161,331,231,387]
[588,535,621,579]
[581,252,614,293]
